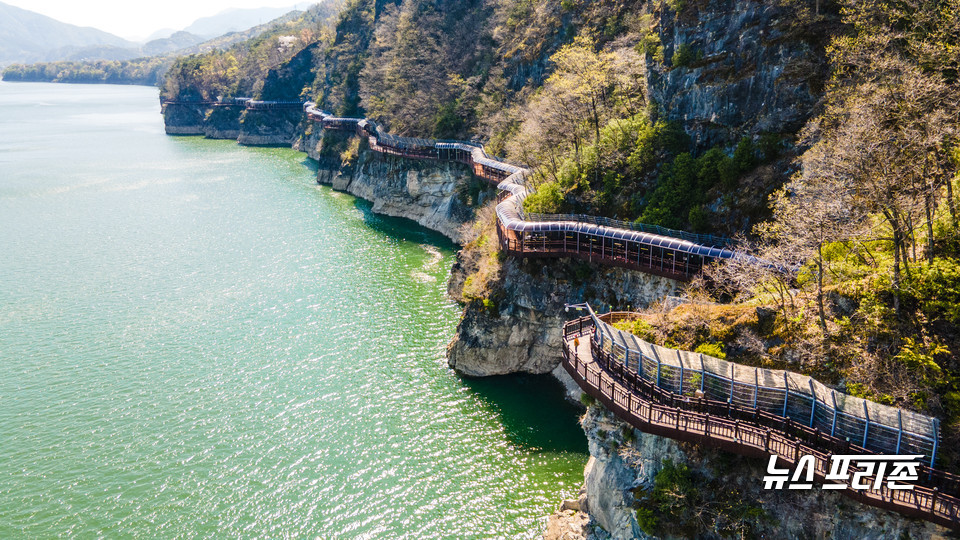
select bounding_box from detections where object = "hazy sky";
[5,0,314,41]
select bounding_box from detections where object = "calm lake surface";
[0,82,587,538]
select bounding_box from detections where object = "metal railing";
[521,213,733,247]
[584,309,939,463]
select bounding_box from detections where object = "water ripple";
[0,82,587,539]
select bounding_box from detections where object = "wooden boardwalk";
[562,316,960,529]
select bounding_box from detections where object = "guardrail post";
[699,354,706,392]
[808,379,817,428]
[653,348,662,388]
[754,368,759,410]
[729,364,736,403]
[896,410,903,454]
[831,391,838,437]
[783,373,790,417]
[679,363,685,395]
[862,400,870,448]
[931,418,939,468]
[764,429,770,452]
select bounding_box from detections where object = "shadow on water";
[462,374,588,454]
[299,157,319,174]
[351,197,458,252]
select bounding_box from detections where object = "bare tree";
[756,137,864,331]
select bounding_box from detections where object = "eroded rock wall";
[649,0,827,147]
[447,257,678,377]
[314,145,486,244]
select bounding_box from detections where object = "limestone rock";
[448,257,678,376]
[315,148,481,243]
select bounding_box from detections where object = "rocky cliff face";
[447,256,678,377]
[236,109,305,145]
[160,104,294,144]
[203,107,243,139]
[307,136,487,243]
[649,0,827,147]
[161,103,206,135]
[548,405,949,539]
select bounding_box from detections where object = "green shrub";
[613,318,657,342]
[758,132,783,161]
[688,205,709,232]
[637,30,664,63]
[694,342,726,359]
[732,136,757,172]
[580,393,596,407]
[912,258,960,324]
[523,182,565,214]
[635,458,770,536]
[671,43,698,68]
[481,298,499,316]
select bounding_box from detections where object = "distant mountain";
[183,6,299,38]
[141,31,205,56]
[2,6,324,86]
[0,1,135,66]
[144,28,178,42]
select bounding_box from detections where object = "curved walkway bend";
[301,102,746,280]
[562,315,960,529]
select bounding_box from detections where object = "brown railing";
[497,233,702,280]
[561,316,960,529]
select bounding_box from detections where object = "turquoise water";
[0,82,587,538]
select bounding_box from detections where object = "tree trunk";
[925,190,935,263]
[892,225,902,316]
[816,243,827,333]
[948,176,958,227]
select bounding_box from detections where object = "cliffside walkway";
[307,102,746,281]
[561,312,960,529]
[161,97,747,280]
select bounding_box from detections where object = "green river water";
[0,82,587,538]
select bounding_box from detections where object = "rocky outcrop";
[160,104,248,140]
[203,106,243,139]
[571,405,949,539]
[447,257,678,377]
[649,0,827,147]
[314,145,489,243]
[161,103,206,135]
[236,109,304,146]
